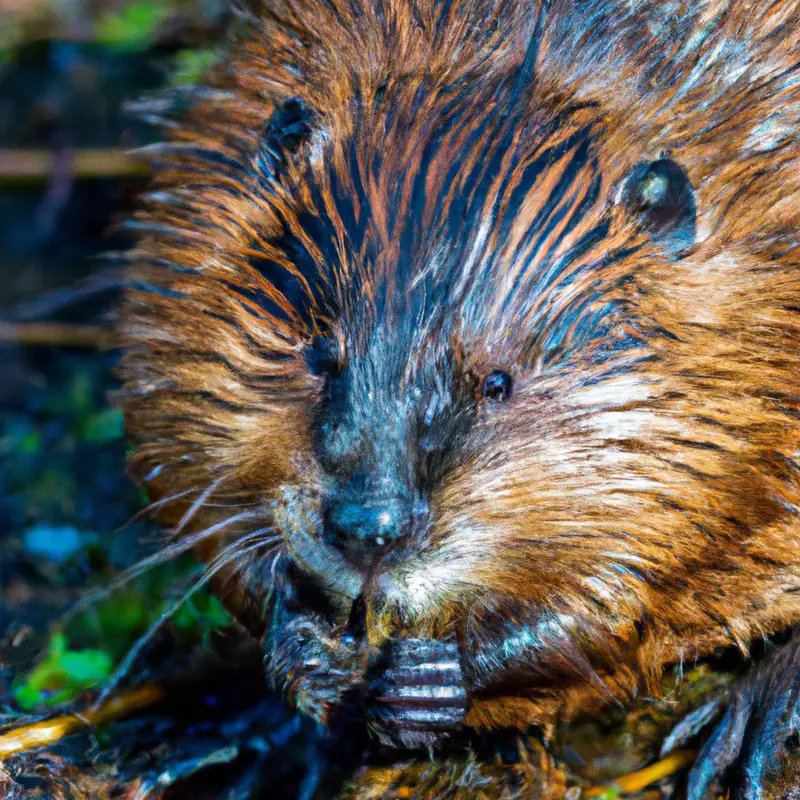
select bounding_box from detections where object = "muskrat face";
[121,0,800,726]
[310,330,455,560]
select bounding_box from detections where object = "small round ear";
[259,96,317,166]
[622,158,697,258]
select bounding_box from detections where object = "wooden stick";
[5,271,124,322]
[0,149,147,182]
[584,749,698,797]
[0,684,165,759]
[0,322,112,349]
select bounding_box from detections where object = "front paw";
[288,629,364,726]
[266,613,364,727]
[687,635,800,800]
[367,637,469,749]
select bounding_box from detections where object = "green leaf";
[591,788,622,800]
[95,1,171,52]
[13,632,113,710]
[58,650,115,684]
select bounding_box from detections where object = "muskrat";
[119,0,800,796]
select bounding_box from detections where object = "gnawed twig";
[584,749,698,797]
[0,684,165,759]
[0,149,147,183]
[0,322,112,349]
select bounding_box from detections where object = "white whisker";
[66,510,267,619]
[171,476,227,538]
[114,487,198,533]
[91,539,269,708]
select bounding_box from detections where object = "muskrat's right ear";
[258,96,317,165]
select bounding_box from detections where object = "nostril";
[374,506,412,546]
[324,498,411,553]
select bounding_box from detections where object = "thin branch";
[0,684,165,759]
[584,749,698,797]
[0,149,147,183]
[0,322,112,349]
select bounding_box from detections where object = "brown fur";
[119,0,800,734]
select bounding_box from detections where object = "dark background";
[0,4,333,796]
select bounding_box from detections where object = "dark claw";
[687,633,800,800]
[367,638,469,749]
[264,568,364,727]
[267,619,363,727]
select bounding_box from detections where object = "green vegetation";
[171,46,222,85]
[13,570,232,710]
[95,1,173,52]
[14,632,113,710]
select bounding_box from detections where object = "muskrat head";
[121,0,800,726]
[262,88,652,616]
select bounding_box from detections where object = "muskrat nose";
[324,496,411,555]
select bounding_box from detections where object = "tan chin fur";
[120,0,800,730]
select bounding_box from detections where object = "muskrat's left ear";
[622,158,697,258]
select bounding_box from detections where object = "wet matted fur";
[119,0,800,752]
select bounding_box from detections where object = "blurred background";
[0,3,335,796]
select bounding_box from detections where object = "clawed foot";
[367,638,469,749]
[283,621,364,726]
[687,634,800,800]
[264,581,365,728]
[264,567,468,747]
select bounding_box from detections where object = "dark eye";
[624,158,696,257]
[306,335,342,377]
[483,370,512,402]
